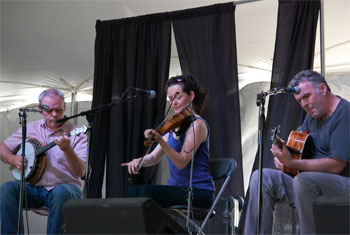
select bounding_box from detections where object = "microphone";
[283,86,301,94]
[131,88,156,99]
[270,86,301,94]
[19,108,42,113]
[56,116,68,123]
[39,104,50,112]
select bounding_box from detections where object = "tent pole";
[70,91,78,125]
[234,0,262,5]
[320,0,325,76]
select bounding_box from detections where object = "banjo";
[10,125,88,185]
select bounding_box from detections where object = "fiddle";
[130,104,195,175]
[144,104,194,147]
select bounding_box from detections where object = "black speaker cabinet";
[63,197,186,234]
[313,196,350,234]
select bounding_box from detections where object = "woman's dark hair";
[166,75,208,114]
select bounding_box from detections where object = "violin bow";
[136,92,180,172]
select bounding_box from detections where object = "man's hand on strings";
[55,133,73,152]
[271,139,293,168]
[274,156,283,170]
[11,154,27,170]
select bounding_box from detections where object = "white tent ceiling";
[1,0,349,112]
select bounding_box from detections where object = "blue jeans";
[0,181,82,235]
[243,169,350,234]
[128,184,215,208]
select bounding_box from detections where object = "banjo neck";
[35,132,72,156]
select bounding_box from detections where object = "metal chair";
[165,157,237,234]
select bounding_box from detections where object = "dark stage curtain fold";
[258,0,321,170]
[171,2,244,197]
[88,14,171,198]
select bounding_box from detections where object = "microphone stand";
[17,108,41,234]
[17,109,27,234]
[55,87,137,197]
[255,91,266,235]
[255,88,289,234]
[56,87,144,124]
[186,105,195,233]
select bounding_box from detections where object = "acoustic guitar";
[271,126,313,176]
[10,125,88,185]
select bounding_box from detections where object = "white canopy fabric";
[1,0,349,111]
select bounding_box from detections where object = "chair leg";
[232,196,244,234]
[198,175,232,234]
[165,208,205,235]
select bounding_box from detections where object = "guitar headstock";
[70,125,88,136]
[271,125,283,147]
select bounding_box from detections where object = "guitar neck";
[273,136,283,148]
[274,136,302,153]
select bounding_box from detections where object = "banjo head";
[11,139,42,181]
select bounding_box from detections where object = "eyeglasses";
[168,92,183,103]
[168,76,184,84]
[43,108,64,114]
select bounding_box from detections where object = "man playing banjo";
[0,88,87,234]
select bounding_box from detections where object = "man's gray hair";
[38,89,65,104]
[289,70,331,93]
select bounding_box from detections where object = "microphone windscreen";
[293,86,301,94]
[40,104,50,111]
[149,90,156,99]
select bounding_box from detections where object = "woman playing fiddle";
[121,75,215,208]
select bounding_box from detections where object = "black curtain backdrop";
[171,2,244,197]
[239,0,320,232]
[88,14,171,198]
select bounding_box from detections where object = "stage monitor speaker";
[313,196,350,234]
[63,197,187,234]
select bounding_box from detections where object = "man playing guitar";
[243,70,350,234]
